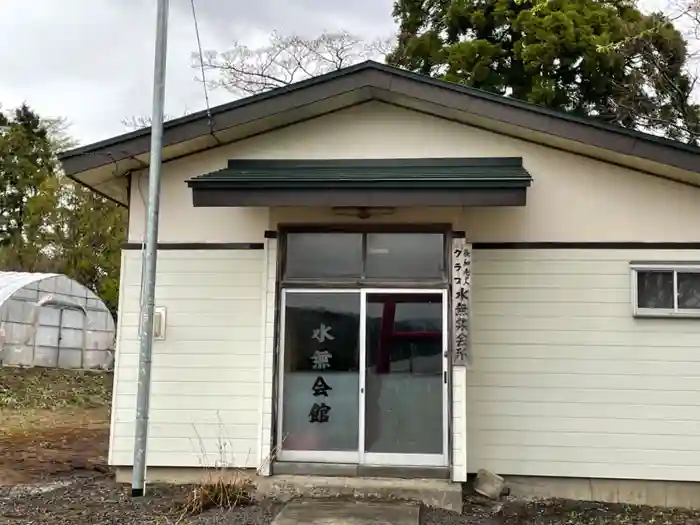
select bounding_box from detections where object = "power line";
[189,0,217,138]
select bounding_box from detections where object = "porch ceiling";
[186,158,532,207]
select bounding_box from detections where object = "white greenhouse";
[0,272,115,369]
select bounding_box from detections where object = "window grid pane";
[284,233,363,279]
[677,271,700,309]
[636,270,674,310]
[365,233,444,280]
[284,232,446,282]
[635,267,700,314]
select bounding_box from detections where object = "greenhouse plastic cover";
[0,272,58,307]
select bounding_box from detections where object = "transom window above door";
[282,231,446,282]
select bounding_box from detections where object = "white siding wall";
[129,102,700,244]
[468,248,700,482]
[109,248,267,468]
[116,101,700,482]
[452,367,468,482]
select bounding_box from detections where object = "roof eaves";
[368,62,700,157]
[58,60,700,179]
[223,156,526,170]
[57,60,378,163]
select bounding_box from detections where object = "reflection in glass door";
[360,290,448,466]
[278,290,361,463]
[277,289,448,466]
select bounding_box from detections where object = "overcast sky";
[0,0,687,146]
[0,0,394,145]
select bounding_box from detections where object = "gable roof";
[58,60,700,205]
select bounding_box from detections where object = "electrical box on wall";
[153,306,167,340]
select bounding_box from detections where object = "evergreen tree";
[0,104,125,315]
[51,180,125,315]
[388,0,699,143]
[0,105,59,271]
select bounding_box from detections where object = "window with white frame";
[631,264,700,317]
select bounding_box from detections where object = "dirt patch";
[0,367,280,523]
[0,368,112,486]
[0,475,283,525]
[421,494,700,525]
[4,367,700,524]
[0,407,110,486]
[5,483,700,525]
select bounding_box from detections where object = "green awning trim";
[187,158,533,190]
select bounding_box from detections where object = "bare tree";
[121,109,193,132]
[591,4,700,144]
[663,0,699,61]
[121,115,160,131]
[675,0,699,41]
[690,0,700,37]
[648,2,699,143]
[195,30,393,96]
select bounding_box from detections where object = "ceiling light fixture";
[330,206,396,220]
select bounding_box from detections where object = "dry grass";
[170,419,258,519]
[169,418,288,519]
[0,367,112,410]
[180,473,255,515]
[1,406,110,436]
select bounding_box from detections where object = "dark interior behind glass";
[284,232,445,281]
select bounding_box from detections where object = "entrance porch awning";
[186,158,533,207]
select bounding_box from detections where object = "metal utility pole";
[132,0,169,497]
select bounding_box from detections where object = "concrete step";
[272,500,419,525]
[257,475,463,513]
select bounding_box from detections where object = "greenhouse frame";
[0,272,115,369]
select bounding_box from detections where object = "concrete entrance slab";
[271,500,420,525]
[256,475,462,513]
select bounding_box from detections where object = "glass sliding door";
[277,289,448,465]
[276,230,449,467]
[360,290,448,466]
[278,290,361,462]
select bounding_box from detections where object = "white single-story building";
[60,61,700,507]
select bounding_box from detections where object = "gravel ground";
[6,476,700,525]
[421,493,700,525]
[0,473,284,525]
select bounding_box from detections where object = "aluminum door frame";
[276,288,361,463]
[276,288,449,467]
[359,288,449,467]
